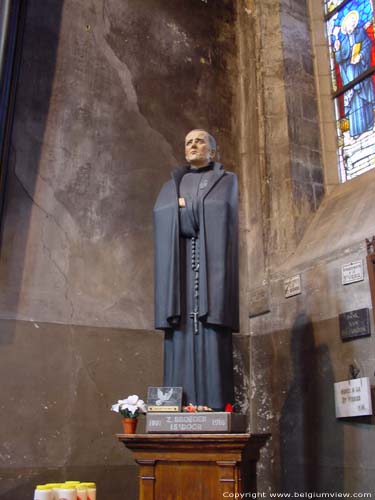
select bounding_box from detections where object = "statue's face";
[185,130,215,168]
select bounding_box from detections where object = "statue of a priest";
[153,129,239,410]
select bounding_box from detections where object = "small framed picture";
[147,387,183,412]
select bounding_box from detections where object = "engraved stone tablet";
[339,308,371,341]
[147,387,182,412]
[284,275,302,298]
[146,412,247,433]
[342,260,364,285]
[334,377,373,418]
[249,284,270,318]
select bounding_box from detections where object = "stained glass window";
[325,0,348,15]
[325,0,375,181]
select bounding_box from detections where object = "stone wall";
[0,1,240,499]
[0,0,237,329]
[0,321,163,499]
[281,0,324,241]
[243,0,375,494]
[250,171,375,493]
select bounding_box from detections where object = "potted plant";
[111,394,147,434]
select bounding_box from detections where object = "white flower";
[123,395,146,413]
[111,395,147,416]
[124,395,139,406]
[111,398,129,413]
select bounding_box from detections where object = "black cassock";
[153,162,239,409]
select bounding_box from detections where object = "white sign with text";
[334,377,373,418]
[284,275,302,298]
[342,260,364,285]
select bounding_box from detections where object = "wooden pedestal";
[117,433,270,500]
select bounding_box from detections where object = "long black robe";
[153,162,239,409]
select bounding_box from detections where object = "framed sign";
[342,261,364,285]
[284,275,302,298]
[147,387,182,412]
[334,377,373,418]
[339,308,371,341]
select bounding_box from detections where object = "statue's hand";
[334,39,341,51]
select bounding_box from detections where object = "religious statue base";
[146,412,246,433]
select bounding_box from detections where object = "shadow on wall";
[0,1,64,344]
[0,4,65,498]
[279,313,344,493]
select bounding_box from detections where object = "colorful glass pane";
[326,0,375,92]
[334,75,375,181]
[325,0,348,15]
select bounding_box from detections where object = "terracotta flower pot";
[122,417,138,434]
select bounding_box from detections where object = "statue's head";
[185,129,216,168]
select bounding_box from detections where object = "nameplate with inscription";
[284,275,302,298]
[339,308,371,341]
[147,406,179,412]
[146,412,246,433]
[342,260,364,285]
[334,377,373,418]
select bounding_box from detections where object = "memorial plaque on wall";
[334,377,373,418]
[341,260,364,285]
[342,260,364,285]
[284,275,302,298]
[249,284,270,318]
[339,308,371,341]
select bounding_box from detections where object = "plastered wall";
[0,1,240,498]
